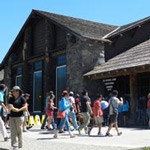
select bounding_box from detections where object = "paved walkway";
[0,126,150,150]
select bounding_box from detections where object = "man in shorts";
[88,94,104,136]
[105,90,123,136]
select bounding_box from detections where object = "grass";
[144,147,150,150]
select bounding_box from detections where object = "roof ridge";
[105,16,150,38]
[33,9,117,28]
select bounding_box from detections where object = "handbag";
[57,110,66,118]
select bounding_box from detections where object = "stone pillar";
[129,73,137,124]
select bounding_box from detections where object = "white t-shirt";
[68,96,75,104]
[68,96,75,112]
[109,97,120,115]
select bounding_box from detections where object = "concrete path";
[0,126,150,150]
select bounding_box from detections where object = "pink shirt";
[93,100,103,117]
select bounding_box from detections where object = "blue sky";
[0,0,150,63]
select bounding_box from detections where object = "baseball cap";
[69,91,74,95]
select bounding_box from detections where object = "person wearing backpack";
[105,90,123,136]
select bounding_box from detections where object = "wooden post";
[129,73,137,124]
[22,27,32,93]
[43,20,51,102]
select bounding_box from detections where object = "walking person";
[53,90,75,138]
[122,97,129,126]
[146,93,150,128]
[46,91,57,130]
[78,90,92,135]
[0,84,9,141]
[22,93,32,131]
[105,90,123,136]
[75,94,81,115]
[101,98,109,126]
[68,91,79,130]
[8,86,27,149]
[88,94,104,136]
[41,92,50,129]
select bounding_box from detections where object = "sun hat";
[12,86,21,91]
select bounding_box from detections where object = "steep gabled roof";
[34,10,117,41]
[1,9,117,64]
[85,39,150,78]
[103,16,150,39]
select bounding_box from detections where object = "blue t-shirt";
[0,90,4,113]
[122,101,129,112]
[59,97,70,113]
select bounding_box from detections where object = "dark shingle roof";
[103,16,150,39]
[85,39,150,76]
[35,10,117,41]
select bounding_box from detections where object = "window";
[16,67,22,75]
[33,71,42,112]
[15,75,22,89]
[56,55,66,66]
[15,67,23,88]
[34,61,42,71]
[56,65,66,104]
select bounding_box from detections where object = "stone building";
[0,10,116,112]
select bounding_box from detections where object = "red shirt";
[93,100,103,117]
[147,99,150,109]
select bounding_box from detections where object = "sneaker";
[53,134,58,139]
[70,134,75,138]
[88,127,92,135]
[98,132,104,137]
[26,126,33,130]
[4,137,9,141]
[118,132,122,136]
[58,130,65,133]
[5,125,10,129]
[105,132,113,137]
[23,129,27,132]
[78,128,81,135]
[84,127,88,134]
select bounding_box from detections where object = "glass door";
[33,71,42,112]
[56,65,66,105]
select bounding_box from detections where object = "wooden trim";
[27,56,45,64]
[51,50,66,57]
[88,64,150,80]
[12,62,23,68]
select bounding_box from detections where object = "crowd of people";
[0,83,150,150]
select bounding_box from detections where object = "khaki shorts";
[94,116,103,125]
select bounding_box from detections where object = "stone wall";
[66,37,105,99]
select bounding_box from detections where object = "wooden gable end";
[32,19,46,55]
[11,36,24,64]
[105,20,150,61]
[55,26,67,48]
